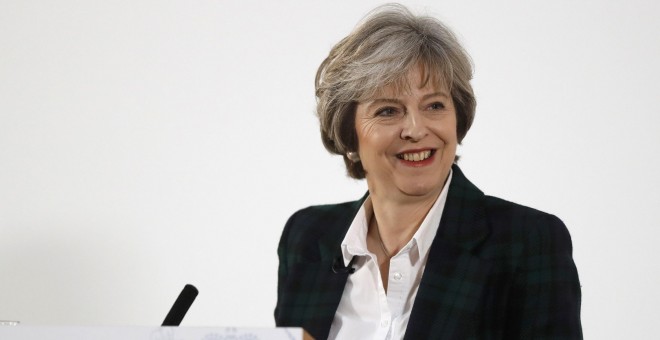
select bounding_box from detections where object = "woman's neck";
[367,192,440,255]
[365,192,440,292]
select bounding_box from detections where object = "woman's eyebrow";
[367,91,449,107]
[366,98,402,108]
[422,91,450,100]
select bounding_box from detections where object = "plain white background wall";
[1,0,658,338]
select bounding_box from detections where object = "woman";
[275,4,582,340]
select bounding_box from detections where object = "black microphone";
[162,284,198,326]
[332,255,357,274]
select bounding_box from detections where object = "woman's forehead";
[363,65,450,100]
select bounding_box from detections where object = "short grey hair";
[315,4,476,179]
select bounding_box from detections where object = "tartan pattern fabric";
[275,165,582,339]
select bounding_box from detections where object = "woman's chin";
[396,181,443,198]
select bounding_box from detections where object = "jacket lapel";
[291,197,365,339]
[405,165,492,339]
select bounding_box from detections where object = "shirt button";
[381,319,389,327]
[393,272,403,281]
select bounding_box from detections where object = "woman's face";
[354,66,457,201]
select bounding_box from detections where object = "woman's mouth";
[396,149,436,162]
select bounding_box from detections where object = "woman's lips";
[396,149,437,166]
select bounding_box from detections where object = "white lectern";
[0,326,314,340]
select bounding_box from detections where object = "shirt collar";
[413,169,452,260]
[340,197,372,264]
[340,169,453,266]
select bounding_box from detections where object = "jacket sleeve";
[506,214,583,339]
[274,209,298,325]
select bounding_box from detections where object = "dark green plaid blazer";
[275,165,582,339]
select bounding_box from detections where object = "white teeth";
[401,150,432,162]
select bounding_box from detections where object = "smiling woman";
[354,66,457,201]
[275,4,582,340]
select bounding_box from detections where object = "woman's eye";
[375,107,398,117]
[429,102,445,110]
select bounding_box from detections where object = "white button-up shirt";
[328,170,452,340]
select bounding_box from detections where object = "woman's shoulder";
[280,198,363,242]
[289,199,362,224]
[483,195,565,225]
[286,200,362,234]
[481,195,573,254]
[483,195,560,220]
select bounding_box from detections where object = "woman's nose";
[400,111,427,142]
